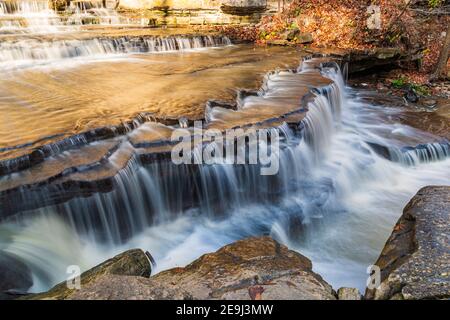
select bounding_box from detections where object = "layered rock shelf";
[27,237,338,300]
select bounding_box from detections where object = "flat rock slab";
[366,186,450,300]
[26,249,151,300]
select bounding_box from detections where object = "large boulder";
[365,186,450,300]
[26,249,152,300]
[41,237,337,300]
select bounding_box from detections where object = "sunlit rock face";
[27,237,337,300]
[221,0,268,15]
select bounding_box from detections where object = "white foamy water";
[0,0,65,34]
[0,60,449,294]
[0,35,232,71]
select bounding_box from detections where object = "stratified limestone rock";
[337,287,361,300]
[49,237,336,300]
[365,186,450,300]
[26,249,151,300]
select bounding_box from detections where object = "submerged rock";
[34,237,336,300]
[365,186,450,300]
[26,249,151,300]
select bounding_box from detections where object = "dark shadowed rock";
[337,287,361,300]
[26,249,151,300]
[365,186,450,300]
[41,237,336,300]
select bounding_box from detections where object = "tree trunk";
[431,24,450,81]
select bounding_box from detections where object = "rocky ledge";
[21,186,449,300]
[365,186,450,300]
[28,237,337,300]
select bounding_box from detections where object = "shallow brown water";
[0,43,302,160]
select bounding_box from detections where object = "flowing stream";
[0,1,449,297]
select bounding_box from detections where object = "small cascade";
[0,0,137,34]
[67,1,129,26]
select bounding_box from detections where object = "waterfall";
[0,0,64,33]
[0,58,449,293]
[67,1,126,26]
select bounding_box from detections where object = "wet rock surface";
[337,287,361,300]
[35,237,337,300]
[365,186,450,300]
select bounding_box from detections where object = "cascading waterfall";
[0,0,133,34]
[1,59,449,294]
